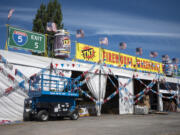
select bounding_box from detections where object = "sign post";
[8,26,45,53]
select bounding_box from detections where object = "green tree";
[32,3,47,33]
[32,0,63,57]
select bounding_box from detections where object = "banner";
[76,43,163,74]
[102,49,120,67]
[103,50,137,69]
[136,57,163,73]
[76,43,100,63]
[54,30,71,58]
[119,53,136,69]
[8,26,45,53]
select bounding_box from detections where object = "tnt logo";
[13,30,28,46]
[81,46,96,60]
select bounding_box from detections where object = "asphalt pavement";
[0,113,180,135]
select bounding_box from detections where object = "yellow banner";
[76,42,100,63]
[102,50,136,69]
[102,49,120,67]
[76,42,163,74]
[136,57,163,73]
[119,53,137,69]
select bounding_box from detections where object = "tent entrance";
[71,71,97,116]
[134,79,158,111]
[102,75,119,114]
[159,82,178,112]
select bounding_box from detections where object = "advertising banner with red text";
[76,43,163,74]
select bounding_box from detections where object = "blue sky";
[0,0,180,62]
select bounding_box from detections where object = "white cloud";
[63,8,180,38]
[0,12,34,23]
[0,6,36,12]
[13,14,34,22]
[96,31,180,38]
[0,6,36,22]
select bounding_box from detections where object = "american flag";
[172,58,179,64]
[136,48,142,55]
[46,22,57,32]
[162,55,169,61]
[150,51,158,58]
[99,37,108,45]
[119,42,127,49]
[76,29,84,38]
[52,22,57,32]
[8,9,15,19]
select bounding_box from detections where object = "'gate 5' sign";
[8,26,45,53]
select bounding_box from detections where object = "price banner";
[8,26,45,53]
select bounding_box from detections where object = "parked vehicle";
[23,74,79,121]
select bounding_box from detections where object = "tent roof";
[0,50,179,83]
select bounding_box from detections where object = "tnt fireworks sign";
[8,26,45,53]
[75,42,163,74]
[76,42,100,63]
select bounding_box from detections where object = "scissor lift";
[23,74,79,121]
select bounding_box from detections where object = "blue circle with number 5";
[13,30,28,46]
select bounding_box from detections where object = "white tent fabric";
[0,51,71,121]
[86,72,107,102]
[0,50,180,119]
[0,65,29,121]
[118,77,134,114]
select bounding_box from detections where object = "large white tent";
[0,50,179,121]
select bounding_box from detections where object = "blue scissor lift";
[23,73,79,121]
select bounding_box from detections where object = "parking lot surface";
[1,113,180,135]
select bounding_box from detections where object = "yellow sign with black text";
[75,42,163,74]
[76,42,100,63]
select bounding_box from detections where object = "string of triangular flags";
[0,53,178,104]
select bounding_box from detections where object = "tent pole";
[157,77,163,111]
[97,44,102,116]
[176,80,180,108]
[157,78,160,111]
[97,67,101,116]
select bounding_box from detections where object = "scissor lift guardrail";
[28,74,79,97]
